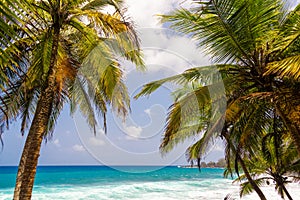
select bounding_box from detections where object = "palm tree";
[135,67,268,200]
[136,0,300,199]
[232,122,300,200]
[0,0,143,199]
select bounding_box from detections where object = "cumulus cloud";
[122,124,143,140]
[122,29,210,77]
[121,0,211,76]
[125,0,195,28]
[72,144,85,152]
[125,0,172,28]
[144,109,151,115]
[98,129,105,135]
[89,137,105,146]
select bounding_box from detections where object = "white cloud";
[119,1,210,76]
[122,124,143,140]
[122,29,210,76]
[125,0,172,28]
[98,129,105,135]
[72,144,85,152]
[53,139,61,147]
[127,27,210,76]
[88,137,105,146]
[141,30,210,70]
[144,109,151,115]
[125,0,195,28]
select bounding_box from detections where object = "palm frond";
[275,3,300,53]
[70,76,97,134]
[135,65,227,99]
[161,0,282,64]
[185,115,225,163]
[81,0,124,11]
[159,85,212,151]
[266,55,300,80]
[239,178,268,197]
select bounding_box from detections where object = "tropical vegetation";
[231,128,300,200]
[136,0,300,199]
[0,0,143,199]
[200,158,226,168]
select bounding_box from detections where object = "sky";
[0,0,299,167]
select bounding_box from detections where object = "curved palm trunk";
[222,129,267,200]
[282,184,293,200]
[13,26,60,200]
[238,155,267,200]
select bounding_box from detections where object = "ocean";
[0,166,299,200]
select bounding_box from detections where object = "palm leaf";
[266,55,300,80]
[81,0,123,11]
[161,0,282,64]
[135,65,227,99]
[238,177,268,197]
[70,76,97,134]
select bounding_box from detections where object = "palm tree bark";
[237,155,267,200]
[222,127,267,200]
[282,184,293,200]
[13,25,60,200]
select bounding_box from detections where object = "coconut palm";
[136,0,300,199]
[233,120,300,200]
[135,67,268,200]
[158,0,300,152]
[0,0,143,199]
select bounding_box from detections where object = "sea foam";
[0,166,299,200]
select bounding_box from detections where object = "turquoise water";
[0,166,224,187]
[1,166,297,199]
[0,166,234,199]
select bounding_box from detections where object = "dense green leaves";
[0,0,144,136]
[1,0,144,198]
[234,131,300,199]
[137,0,300,199]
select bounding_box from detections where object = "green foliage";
[234,131,300,199]
[136,0,300,198]
[0,0,144,137]
[200,158,226,168]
